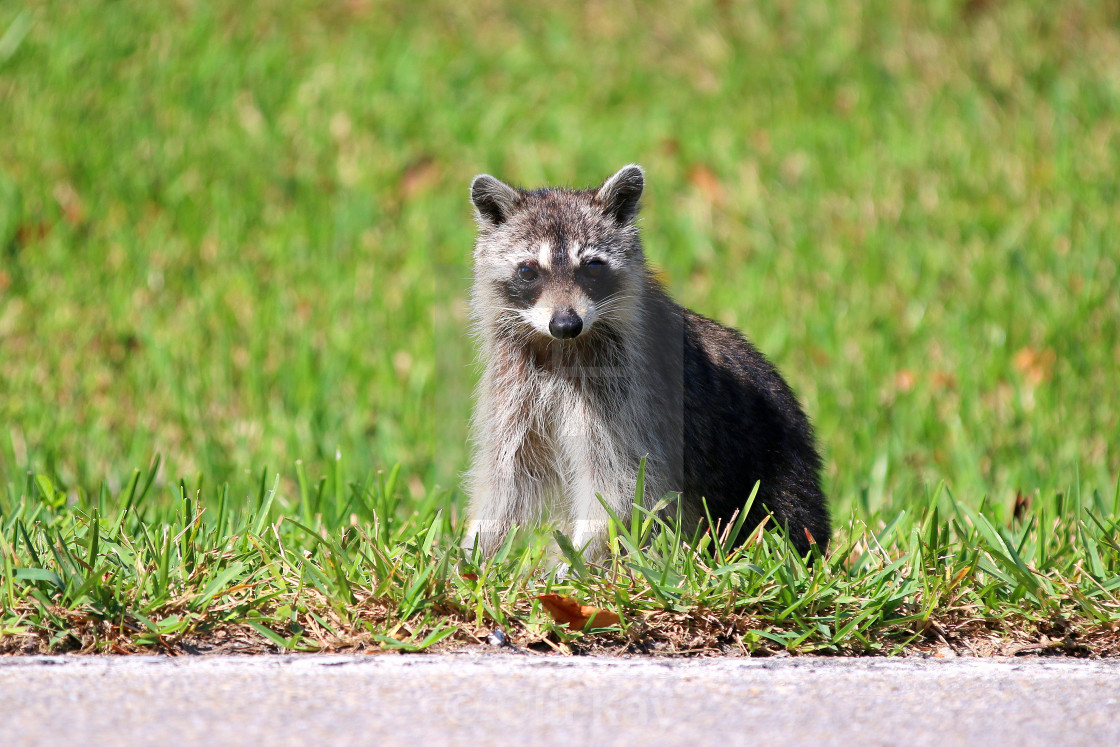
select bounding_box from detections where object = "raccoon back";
[679,308,830,553]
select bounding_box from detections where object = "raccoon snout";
[548,308,583,339]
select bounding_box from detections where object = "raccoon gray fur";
[462,164,830,561]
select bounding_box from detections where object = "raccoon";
[461,164,829,561]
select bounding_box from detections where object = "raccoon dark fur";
[462,164,830,560]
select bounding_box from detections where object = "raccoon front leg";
[560,418,641,562]
[462,422,558,558]
[568,455,683,561]
[567,474,632,562]
[461,475,532,558]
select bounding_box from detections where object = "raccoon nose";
[548,308,583,339]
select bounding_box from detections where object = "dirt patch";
[3,604,1117,658]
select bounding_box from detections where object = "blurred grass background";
[0,0,1117,514]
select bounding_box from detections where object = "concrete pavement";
[1,654,1117,746]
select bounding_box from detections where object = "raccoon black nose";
[548,309,583,339]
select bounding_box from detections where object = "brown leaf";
[345,0,373,16]
[53,182,86,226]
[400,156,440,199]
[17,221,52,244]
[1012,491,1032,522]
[1013,347,1055,386]
[687,164,725,207]
[751,129,771,155]
[932,370,957,391]
[535,594,620,630]
[961,0,998,20]
[744,514,771,547]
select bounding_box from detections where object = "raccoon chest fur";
[503,342,657,493]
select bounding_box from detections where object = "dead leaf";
[961,0,997,20]
[750,129,771,155]
[745,514,771,547]
[1013,347,1056,386]
[17,221,52,244]
[1012,491,1031,523]
[345,0,373,18]
[687,164,725,207]
[53,182,86,226]
[932,370,957,391]
[534,594,620,630]
[400,156,440,199]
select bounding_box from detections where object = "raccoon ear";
[594,164,644,224]
[470,174,521,228]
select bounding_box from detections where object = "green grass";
[1,0,1118,654]
[1,459,1117,655]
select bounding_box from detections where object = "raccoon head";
[469,165,646,343]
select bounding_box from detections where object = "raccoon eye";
[517,263,539,282]
[583,259,605,278]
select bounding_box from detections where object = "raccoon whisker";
[594,299,637,317]
[598,290,634,303]
[594,292,639,313]
[595,290,632,304]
